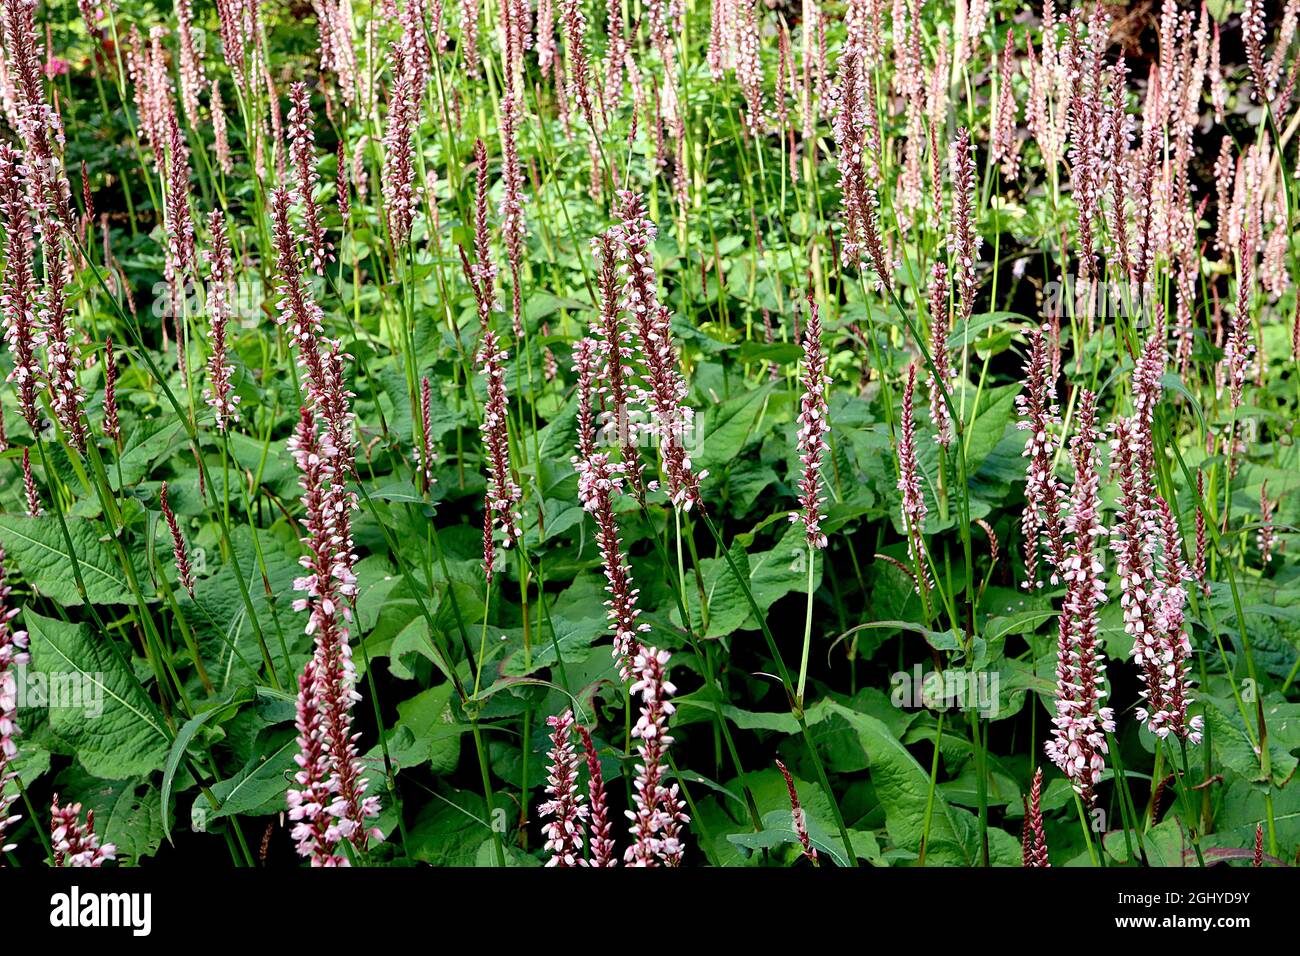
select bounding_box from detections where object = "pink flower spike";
[0,547,29,854]
[789,297,830,550]
[50,794,115,867]
[538,709,588,867]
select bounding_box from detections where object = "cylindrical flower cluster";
[478,330,522,546]
[611,191,705,511]
[160,482,195,597]
[538,708,587,866]
[776,758,818,865]
[577,724,615,866]
[927,262,953,449]
[285,406,381,866]
[1044,392,1114,807]
[0,548,28,853]
[0,144,45,433]
[288,82,333,274]
[572,336,599,461]
[382,44,418,247]
[790,298,829,549]
[1022,767,1049,867]
[204,209,239,432]
[897,364,929,594]
[625,644,689,866]
[1016,325,1068,588]
[50,795,115,867]
[576,452,648,679]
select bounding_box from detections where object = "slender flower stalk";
[538,708,587,866]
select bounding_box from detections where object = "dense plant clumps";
[0,0,1293,870]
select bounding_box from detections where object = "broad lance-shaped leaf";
[676,535,823,638]
[24,609,171,779]
[822,702,1019,865]
[161,688,252,842]
[695,382,775,472]
[208,728,298,817]
[0,514,139,605]
[56,764,164,864]
[1204,697,1297,787]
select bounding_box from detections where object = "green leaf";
[1204,698,1296,787]
[696,382,774,471]
[726,809,855,866]
[209,729,298,817]
[113,417,188,486]
[161,688,250,843]
[823,702,981,865]
[379,683,462,774]
[963,383,1020,475]
[0,515,137,605]
[24,609,170,779]
[57,766,163,864]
